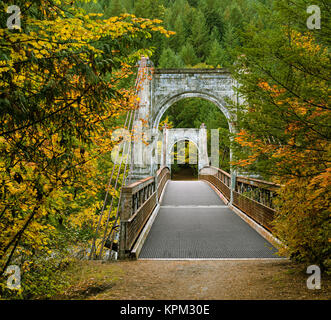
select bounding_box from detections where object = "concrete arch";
[152,91,234,133]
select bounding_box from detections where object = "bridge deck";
[139,181,280,259]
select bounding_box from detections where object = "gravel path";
[60,259,331,300]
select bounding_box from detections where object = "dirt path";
[59,259,331,300]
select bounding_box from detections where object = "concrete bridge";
[117,58,282,260]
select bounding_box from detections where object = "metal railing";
[199,166,280,232]
[156,166,171,201]
[199,166,231,201]
[233,175,279,231]
[119,166,170,257]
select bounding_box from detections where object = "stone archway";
[130,57,237,181]
[151,67,236,132]
[153,92,234,134]
[162,127,209,172]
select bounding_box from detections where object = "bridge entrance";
[118,58,282,260]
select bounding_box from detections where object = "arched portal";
[153,92,234,134]
[168,138,199,180]
[167,138,200,159]
[130,57,237,182]
[151,67,237,132]
[162,127,209,173]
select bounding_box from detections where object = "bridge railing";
[233,175,280,231]
[199,166,280,232]
[156,166,171,201]
[199,166,231,201]
[119,166,170,257]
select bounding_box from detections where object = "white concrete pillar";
[198,123,209,170]
[162,124,168,167]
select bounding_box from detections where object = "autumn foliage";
[0,0,174,298]
[232,25,330,272]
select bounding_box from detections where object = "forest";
[0,0,330,299]
[77,0,260,174]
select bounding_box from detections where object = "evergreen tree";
[170,15,186,50]
[189,9,209,59]
[158,48,185,68]
[180,43,199,66]
[228,4,244,30]
[121,0,134,13]
[219,23,240,65]
[108,0,124,16]
[199,0,224,35]
[134,0,165,19]
[206,39,225,67]
[147,0,166,19]
[210,26,221,42]
[134,0,148,18]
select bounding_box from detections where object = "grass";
[54,260,124,299]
